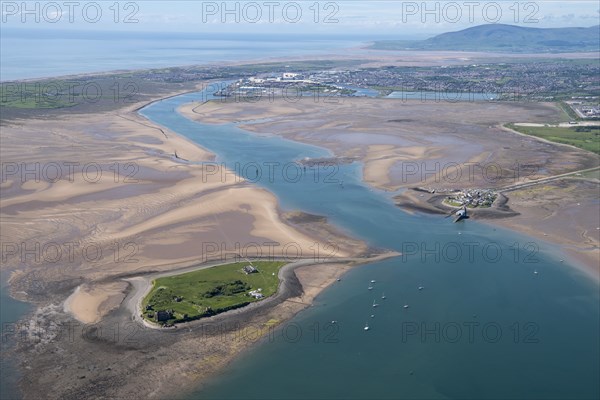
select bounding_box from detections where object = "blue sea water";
[0,28,374,399]
[2,31,598,398]
[0,29,371,81]
[138,86,600,399]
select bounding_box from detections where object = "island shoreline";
[4,62,598,399]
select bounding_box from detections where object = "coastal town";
[3,59,598,119]
[208,60,600,104]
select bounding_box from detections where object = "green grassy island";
[142,261,287,326]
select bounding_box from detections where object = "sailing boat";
[364,322,370,331]
[381,292,386,299]
[372,300,379,308]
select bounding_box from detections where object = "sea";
[0,29,383,81]
[2,31,599,399]
[139,87,600,399]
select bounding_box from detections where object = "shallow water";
[0,271,32,400]
[139,87,599,399]
[1,31,364,81]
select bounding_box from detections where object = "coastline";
[124,254,400,331]
[56,253,399,399]
[2,61,598,399]
[178,97,599,282]
[2,81,399,399]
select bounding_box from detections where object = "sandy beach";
[1,91,372,325]
[17,252,396,400]
[1,64,597,399]
[0,82,399,399]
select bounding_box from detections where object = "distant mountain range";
[370,24,600,52]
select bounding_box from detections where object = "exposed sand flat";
[294,262,352,302]
[1,96,366,326]
[221,48,600,68]
[19,253,395,400]
[363,144,444,188]
[180,97,600,276]
[63,282,129,324]
[180,98,598,190]
[492,179,600,281]
[5,73,598,399]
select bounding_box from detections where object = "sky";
[1,1,599,37]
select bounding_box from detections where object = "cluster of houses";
[247,72,308,83]
[215,71,354,99]
[446,188,497,208]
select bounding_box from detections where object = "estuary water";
[139,86,600,399]
[0,271,32,400]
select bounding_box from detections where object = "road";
[499,166,600,193]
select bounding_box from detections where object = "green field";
[506,124,600,155]
[142,261,286,325]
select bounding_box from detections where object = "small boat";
[381,293,386,299]
[403,304,409,309]
[368,286,373,290]
[364,322,370,331]
[336,278,341,282]
[331,320,337,324]
[372,300,379,308]
[533,270,538,275]
[370,314,375,318]
[418,286,424,291]
[370,280,376,283]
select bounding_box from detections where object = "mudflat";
[180,97,599,279]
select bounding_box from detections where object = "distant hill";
[371,24,600,52]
